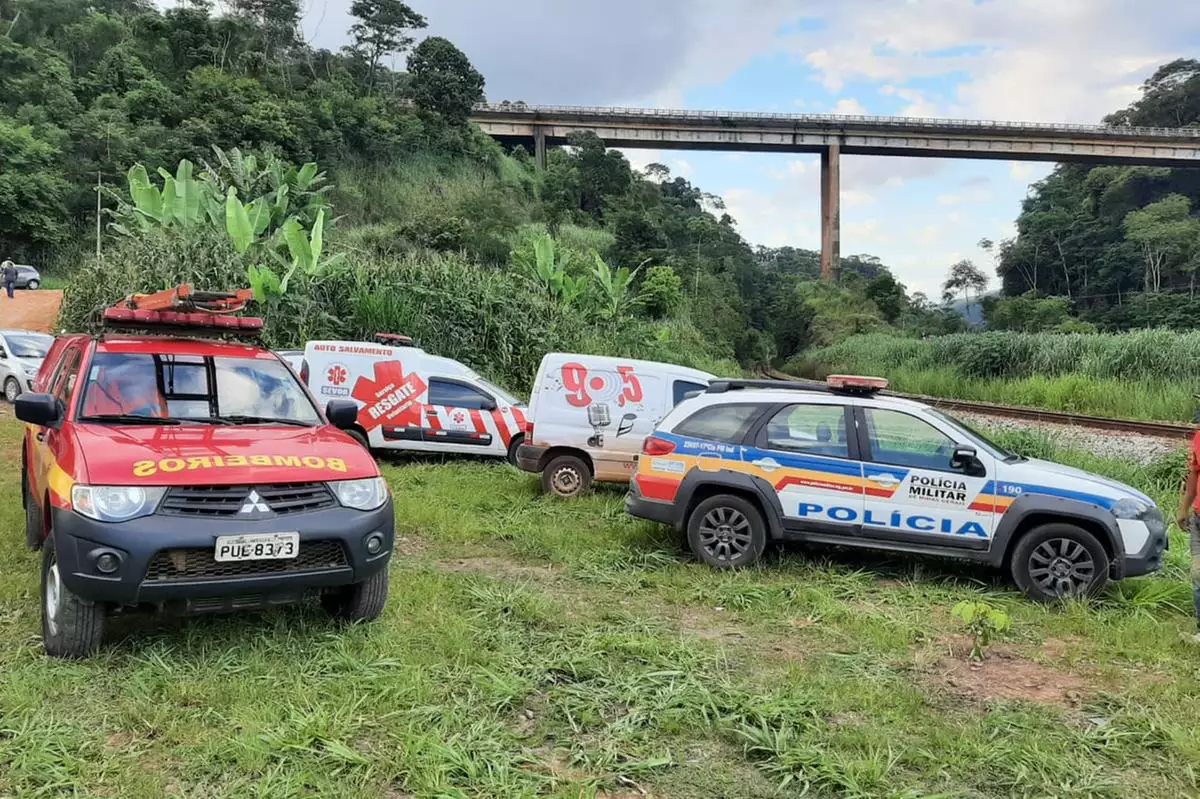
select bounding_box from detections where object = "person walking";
[1,259,16,299]
[1176,414,1200,643]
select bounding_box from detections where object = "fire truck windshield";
[79,352,321,426]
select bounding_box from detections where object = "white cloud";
[832,97,869,116]
[671,158,694,177]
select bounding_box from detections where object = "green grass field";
[2,415,1199,798]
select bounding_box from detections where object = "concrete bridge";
[471,103,1200,280]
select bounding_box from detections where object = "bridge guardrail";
[473,102,1200,139]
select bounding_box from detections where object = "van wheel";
[1011,523,1109,602]
[42,534,105,659]
[686,494,767,569]
[505,435,524,467]
[322,568,389,622]
[5,377,21,402]
[541,454,591,498]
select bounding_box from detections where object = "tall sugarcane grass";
[789,331,1200,421]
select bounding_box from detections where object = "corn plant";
[951,600,1012,661]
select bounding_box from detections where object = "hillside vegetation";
[1,0,969,391]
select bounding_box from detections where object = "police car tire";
[41,534,105,659]
[1010,523,1110,602]
[542,454,592,498]
[322,567,389,622]
[686,494,767,570]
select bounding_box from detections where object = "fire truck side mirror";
[325,399,359,430]
[15,393,62,428]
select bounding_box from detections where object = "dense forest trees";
[0,0,951,367]
[995,59,1200,331]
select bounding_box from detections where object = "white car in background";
[0,330,53,401]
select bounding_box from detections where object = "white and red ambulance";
[300,335,528,461]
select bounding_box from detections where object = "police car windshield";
[925,408,1020,461]
[6,333,52,358]
[80,353,320,426]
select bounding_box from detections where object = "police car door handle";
[752,457,780,471]
[866,473,899,486]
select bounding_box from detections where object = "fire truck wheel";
[322,568,389,622]
[24,482,42,550]
[541,454,592,498]
[41,534,105,659]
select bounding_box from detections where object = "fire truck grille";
[143,540,348,582]
[159,483,337,517]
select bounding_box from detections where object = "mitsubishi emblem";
[239,490,271,514]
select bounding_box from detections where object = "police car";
[625,376,1167,601]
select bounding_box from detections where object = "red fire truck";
[17,286,394,658]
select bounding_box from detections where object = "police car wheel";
[542,454,591,498]
[41,534,105,659]
[321,567,389,622]
[687,495,767,569]
[1011,523,1110,602]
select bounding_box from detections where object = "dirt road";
[0,290,62,333]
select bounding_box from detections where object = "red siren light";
[826,374,888,393]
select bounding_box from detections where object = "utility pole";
[95,172,103,259]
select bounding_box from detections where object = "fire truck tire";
[322,567,389,622]
[541,454,592,498]
[41,534,105,659]
[24,483,42,550]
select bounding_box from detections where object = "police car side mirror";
[15,392,61,428]
[950,445,984,476]
[325,399,359,430]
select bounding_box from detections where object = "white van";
[515,353,715,497]
[300,336,528,459]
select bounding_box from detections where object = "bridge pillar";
[820,143,841,282]
[533,126,547,170]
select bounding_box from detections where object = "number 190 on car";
[214,532,300,562]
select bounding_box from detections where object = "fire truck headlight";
[329,477,388,511]
[72,485,166,522]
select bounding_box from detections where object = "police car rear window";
[674,403,760,444]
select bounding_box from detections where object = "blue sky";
[194,1,1200,295]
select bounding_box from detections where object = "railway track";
[758,367,1194,440]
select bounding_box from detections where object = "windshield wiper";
[218,414,315,427]
[81,414,181,426]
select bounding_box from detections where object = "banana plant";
[591,253,642,318]
[513,233,583,304]
[224,187,271,253]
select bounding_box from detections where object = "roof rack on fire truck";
[101,284,264,335]
[706,375,889,396]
